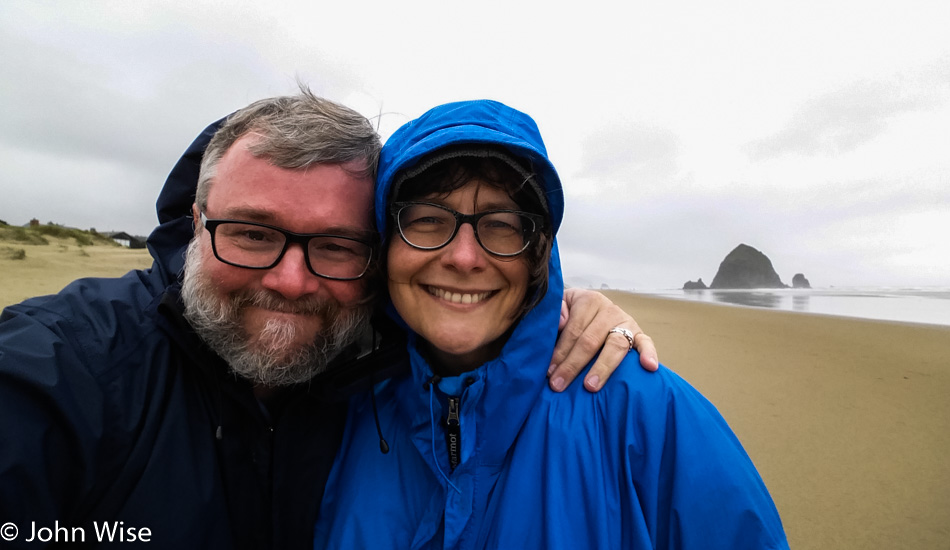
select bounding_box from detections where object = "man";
[0,89,656,549]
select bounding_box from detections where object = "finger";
[582,332,659,390]
[632,333,659,372]
[549,317,592,373]
[583,332,638,391]
[570,319,637,391]
[558,299,569,332]
[549,290,604,371]
[548,326,604,392]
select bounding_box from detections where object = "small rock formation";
[683,278,708,290]
[792,273,811,289]
[710,244,787,289]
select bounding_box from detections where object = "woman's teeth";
[427,286,492,304]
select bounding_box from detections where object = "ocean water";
[634,287,950,328]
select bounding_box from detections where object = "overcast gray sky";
[2,0,947,289]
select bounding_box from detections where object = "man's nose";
[259,243,322,300]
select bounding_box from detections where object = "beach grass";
[0,236,153,307]
[601,290,950,550]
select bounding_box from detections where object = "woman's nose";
[440,223,487,271]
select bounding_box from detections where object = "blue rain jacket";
[314,100,789,549]
[0,121,364,549]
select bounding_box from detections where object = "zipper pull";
[445,396,461,471]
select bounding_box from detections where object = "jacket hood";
[146,118,224,285]
[375,99,566,340]
[375,100,564,239]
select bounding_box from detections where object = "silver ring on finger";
[608,327,638,351]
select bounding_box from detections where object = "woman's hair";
[388,146,553,316]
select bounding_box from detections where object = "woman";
[314,100,788,549]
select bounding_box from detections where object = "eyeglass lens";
[396,203,534,256]
[211,222,371,279]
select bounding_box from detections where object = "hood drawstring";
[214,371,224,441]
[370,368,389,454]
[365,326,390,455]
[425,375,461,494]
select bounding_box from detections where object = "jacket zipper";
[445,396,461,471]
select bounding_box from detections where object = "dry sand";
[0,238,153,308]
[601,290,950,550]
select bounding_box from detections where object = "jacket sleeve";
[0,300,111,544]
[623,366,790,549]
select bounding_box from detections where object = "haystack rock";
[710,244,787,289]
[792,273,811,289]
[682,278,708,290]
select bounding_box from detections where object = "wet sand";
[601,290,950,549]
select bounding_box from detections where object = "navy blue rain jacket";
[314,100,789,549]
[0,122,372,549]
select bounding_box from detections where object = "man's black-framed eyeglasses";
[391,202,543,257]
[199,212,375,281]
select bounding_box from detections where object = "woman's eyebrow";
[418,197,521,211]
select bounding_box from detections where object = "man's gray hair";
[195,85,381,210]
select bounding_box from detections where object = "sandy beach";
[3,251,948,548]
[601,290,950,550]
[0,238,153,307]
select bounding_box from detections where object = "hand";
[548,288,659,392]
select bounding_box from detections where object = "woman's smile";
[424,284,495,305]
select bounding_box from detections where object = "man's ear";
[191,204,201,234]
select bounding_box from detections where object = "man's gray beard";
[180,238,372,387]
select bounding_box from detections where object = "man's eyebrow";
[217,207,275,223]
[216,207,376,241]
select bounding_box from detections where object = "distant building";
[106,231,147,249]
